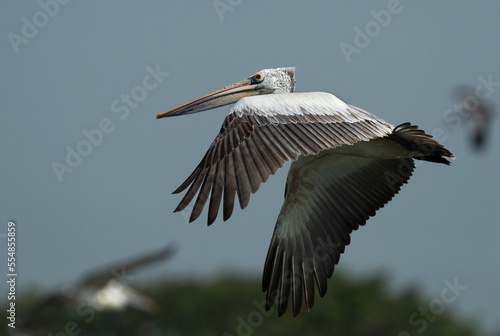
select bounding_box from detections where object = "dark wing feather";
[262,151,415,317]
[173,98,393,225]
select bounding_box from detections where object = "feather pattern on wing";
[262,151,415,316]
[173,92,394,225]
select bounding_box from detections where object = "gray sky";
[2,0,500,332]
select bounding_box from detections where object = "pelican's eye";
[251,72,265,83]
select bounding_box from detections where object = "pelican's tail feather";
[390,122,455,165]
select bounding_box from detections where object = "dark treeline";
[3,272,496,336]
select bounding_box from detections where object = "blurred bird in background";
[455,86,495,151]
[15,244,176,335]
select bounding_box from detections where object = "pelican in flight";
[17,245,176,334]
[157,68,454,317]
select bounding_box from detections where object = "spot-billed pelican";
[157,68,454,317]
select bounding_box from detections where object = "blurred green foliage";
[2,272,496,336]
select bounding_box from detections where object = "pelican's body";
[157,68,453,317]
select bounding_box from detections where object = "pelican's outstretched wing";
[262,150,415,317]
[173,92,394,225]
[261,121,454,317]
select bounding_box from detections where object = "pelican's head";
[156,67,295,118]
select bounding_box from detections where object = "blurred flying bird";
[455,86,495,150]
[17,244,176,334]
[157,68,454,317]
[67,244,176,312]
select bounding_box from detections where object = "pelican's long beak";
[156,78,273,119]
